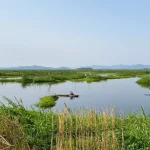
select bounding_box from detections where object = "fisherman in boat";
[70,91,74,96]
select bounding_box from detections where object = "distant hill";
[86,64,150,69]
[1,64,150,70]
[77,67,93,70]
[0,65,70,70]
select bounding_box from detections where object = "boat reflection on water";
[70,96,79,100]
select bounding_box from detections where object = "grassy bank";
[1,98,150,150]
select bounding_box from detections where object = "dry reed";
[0,106,124,150]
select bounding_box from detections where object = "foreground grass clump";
[1,98,150,149]
[0,115,30,150]
[36,95,58,108]
[0,98,124,150]
[136,75,150,88]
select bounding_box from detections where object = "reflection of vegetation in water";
[1,98,150,149]
[136,75,150,89]
[1,70,150,91]
[36,95,58,108]
[21,82,32,88]
[21,82,59,89]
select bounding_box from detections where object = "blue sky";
[0,0,150,67]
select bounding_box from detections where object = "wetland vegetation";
[136,75,150,89]
[0,69,150,86]
[36,95,59,108]
[1,69,150,149]
[1,98,150,149]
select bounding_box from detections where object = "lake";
[0,78,150,113]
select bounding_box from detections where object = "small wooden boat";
[56,94,79,97]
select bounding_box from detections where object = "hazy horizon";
[1,0,150,67]
[1,64,150,69]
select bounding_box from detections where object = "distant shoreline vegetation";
[0,69,150,88]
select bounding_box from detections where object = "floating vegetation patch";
[36,95,58,108]
[136,75,150,89]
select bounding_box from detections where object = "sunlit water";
[0,78,150,113]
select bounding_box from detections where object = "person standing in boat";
[70,91,74,95]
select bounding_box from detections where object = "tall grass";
[1,98,150,149]
[0,98,124,150]
[0,115,30,150]
[53,108,124,150]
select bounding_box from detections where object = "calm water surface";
[0,78,150,113]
